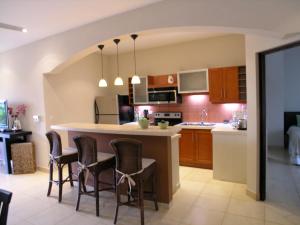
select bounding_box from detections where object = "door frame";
[258,40,300,200]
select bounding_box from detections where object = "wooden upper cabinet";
[223,67,239,102]
[208,68,224,103]
[209,66,242,103]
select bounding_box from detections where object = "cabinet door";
[133,77,148,104]
[223,67,239,102]
[178,69,209,93]
[194,130,212,169]
[179,129,195,164]
[209,68,224,103]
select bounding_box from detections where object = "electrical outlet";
[33,115,40,122]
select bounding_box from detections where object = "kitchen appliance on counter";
[148,87,181,104]
[94,95,134,125]
[237,119,247,130]
[154,112,182,126]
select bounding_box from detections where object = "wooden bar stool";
[46,131,78,203]
[0,189,13,225]
[73,135,115,217]
[110,138,158,225]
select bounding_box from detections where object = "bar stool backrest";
[46,131,62,157]
[73,136,98,166]
[110,138,143,175]
[0,189,12,225]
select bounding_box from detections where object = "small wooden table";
[0,131,32,174]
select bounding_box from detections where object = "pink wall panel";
[135,94,246,123]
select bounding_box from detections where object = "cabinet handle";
[224,89,226,98]
[221,88,223,98]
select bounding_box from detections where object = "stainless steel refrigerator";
[94,95,134,125]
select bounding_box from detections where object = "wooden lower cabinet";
[179,129,212,169]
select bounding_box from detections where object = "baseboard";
[246,189,258,200]
[37,166,48,173]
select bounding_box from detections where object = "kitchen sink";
[179,122,216,126]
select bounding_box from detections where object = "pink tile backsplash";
[135,94,246,123]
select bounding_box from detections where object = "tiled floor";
[266,147,300,225]
[0,164,299,225]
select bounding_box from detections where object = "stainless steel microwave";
[148,89,177,104]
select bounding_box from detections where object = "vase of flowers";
[8,104,27,131]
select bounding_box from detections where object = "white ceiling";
[0,0,160,53]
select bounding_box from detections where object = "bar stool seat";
[63,147,78,155]
[54,147,78,164]
[142,158,155,169]
[97,152,115,162]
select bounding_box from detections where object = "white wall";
[0,0,300,197]
[284,46,300,111]
[265,52,285,147]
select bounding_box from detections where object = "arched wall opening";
[43,27,248,146]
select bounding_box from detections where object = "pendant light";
[98,44,108,87]
[131,34,141,84]
[113,39,124,86]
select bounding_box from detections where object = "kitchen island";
[51,123,181,204]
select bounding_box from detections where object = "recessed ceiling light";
[22,28,28,33]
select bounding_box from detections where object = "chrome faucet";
[200,109,208,125]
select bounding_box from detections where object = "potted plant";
[138,117,149,129]
[8,104,27,131]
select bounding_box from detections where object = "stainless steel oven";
[148,88,177,104]
[154,112,182,126]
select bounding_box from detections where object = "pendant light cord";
[116,41,119,77]
[98,45,105,80]
[101,48,104,79]
[134,39,136,75]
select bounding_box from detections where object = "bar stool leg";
[94,173,100,217]
[47,161,53,196]
[139,180,145,225]
[76,172,82,211]
[81,172,87,193]
[152,171,159,211]
[114,187,120,224]
[58,164,63,203]
[68,163,74,187]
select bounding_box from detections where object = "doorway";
[259,40,300,203]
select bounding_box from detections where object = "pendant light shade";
[98,44,107,87]
[99,78,108,87]
[131,34,141,84]
[114,77,124,86]
[131,75,141,84]
[113,38,124,86]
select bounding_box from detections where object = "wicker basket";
[11,142,36,174]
